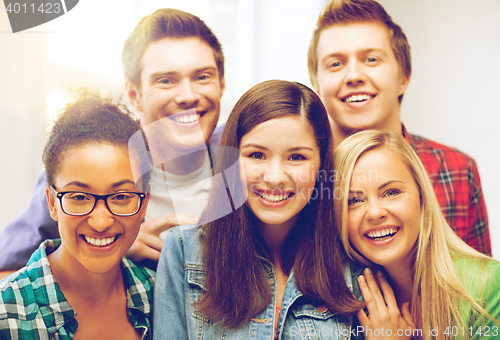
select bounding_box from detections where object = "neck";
[48,245,124,301]
[382,257,414,307]
[256,214,299,262]
[331,120,403,150]
[158,149,206,175]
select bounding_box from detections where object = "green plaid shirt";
[0,239,155,339]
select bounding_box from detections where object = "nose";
[345,61,365,86]
[87,200,114,232]
[262,160,286,186]
[174,79,201,106]
[366,199,387,222]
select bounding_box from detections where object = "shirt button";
[317,305,328,313]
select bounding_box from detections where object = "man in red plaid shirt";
[308,0,491,255]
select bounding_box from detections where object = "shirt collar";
[401,123,416,149]
[120,257,154,335]
[27,240,153,338]
[27,239,77,334]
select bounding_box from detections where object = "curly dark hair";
[42,88,151,191]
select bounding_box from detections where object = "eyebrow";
[378,180,404,190]
[321,48,388,63]
[111,180,137,188]
[62,180,136,190]
[361,48,388,55]
[194,66,218,74]
[240,144,314,152]
[62,181,90,189]
[348,180,404,194]
[149,66,217,81]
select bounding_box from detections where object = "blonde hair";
[334,130,497,339]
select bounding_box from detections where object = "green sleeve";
[469,260,500,339]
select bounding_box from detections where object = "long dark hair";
[196,80,362,328]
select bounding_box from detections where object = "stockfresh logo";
[4,0,79,33]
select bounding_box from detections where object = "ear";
[312,80,321,96]
[125,81,144,113]
[313,82,323,100]
[398,74,410,97]
[45,186,59,222]
[139,192,151,221]
[219,76,226,97]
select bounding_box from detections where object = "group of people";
[0,0,498,339]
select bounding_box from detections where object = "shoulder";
[121,257,155,291]
[121,257,155,317]
[0,170,58,271]
[0,241,59,322]
[455,257,500,301]
[455,257,500,329]
[0,268,37,320]
[1,240,57,286]
[407,132,478,168]
[159,225,204,271]
[480,259,500,288]
[165,225,203,253]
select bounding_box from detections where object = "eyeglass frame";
[50,186,147,217]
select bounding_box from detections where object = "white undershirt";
[145,151,213,238]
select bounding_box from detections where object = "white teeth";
[258,192,291,203]
[174,113,200,123]
[84,236,116,247]
[367,228,397,239]
[345,94,371,103]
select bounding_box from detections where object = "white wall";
[378,0,500,259]
[0,0,498,258]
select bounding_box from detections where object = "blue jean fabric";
[154,225,364,340]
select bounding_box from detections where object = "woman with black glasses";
[0,89,154,340]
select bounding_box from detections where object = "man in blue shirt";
[0,8,226,276]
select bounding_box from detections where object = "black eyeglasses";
[50,186,146,216]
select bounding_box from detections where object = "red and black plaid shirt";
[403,125,491,255]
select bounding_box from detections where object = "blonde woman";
[334,130,499,340]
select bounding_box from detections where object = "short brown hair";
[308,0,411,99]
[122,8,224,90]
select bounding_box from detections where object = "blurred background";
[0,0,499,259]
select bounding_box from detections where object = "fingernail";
[364,268,371,275]
[377,270,383,277]
[358,275,365,283]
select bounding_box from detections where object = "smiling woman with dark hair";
[154,80,363,339]
[0,89,154,339]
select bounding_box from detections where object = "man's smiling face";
[127,37,225,152]
[315,21,409,137]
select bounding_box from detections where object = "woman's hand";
[357,268,415,339]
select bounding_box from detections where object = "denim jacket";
[154,225,364,340]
